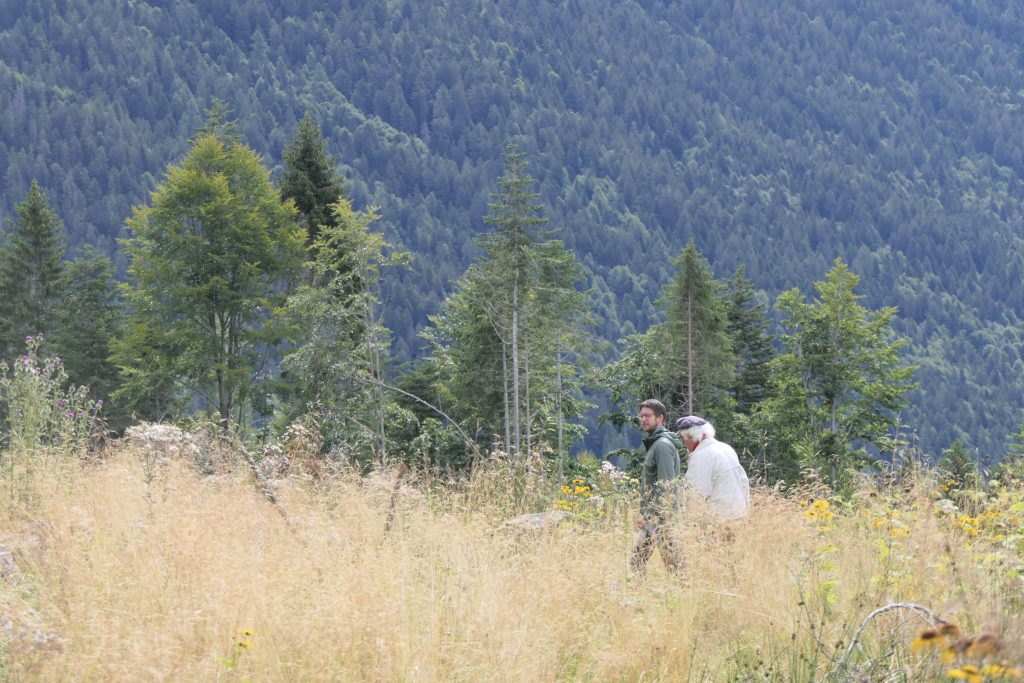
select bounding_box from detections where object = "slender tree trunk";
[830,396,839,486]
[556,338,564,484]
[686,291,695,413]
[511,278,521,456]
[365,286,386,467]
[214,310,231,431]
[502,341,511,453]
[524,327,531,457]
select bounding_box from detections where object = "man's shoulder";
[703,438,740,461]
[650,430,679,449]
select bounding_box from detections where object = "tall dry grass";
[1,444,1022,681]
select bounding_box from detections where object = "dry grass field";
[1,438,1023,681]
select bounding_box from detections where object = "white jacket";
[683,438,750,521]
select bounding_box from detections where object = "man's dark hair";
[639,399,667,418]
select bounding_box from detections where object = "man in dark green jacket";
[629,399,684,576]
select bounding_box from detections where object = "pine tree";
[0,181,66,358]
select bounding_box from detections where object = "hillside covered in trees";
[3,0,1024,459]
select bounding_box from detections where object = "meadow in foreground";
[2,429,1023,682]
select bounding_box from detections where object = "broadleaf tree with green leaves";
[114,113,304,430]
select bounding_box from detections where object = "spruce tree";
[422,145,592,459]
[276,198,408,466]
[280,112,345,245]
[0,181,66,358]
[725,265,775,414]
[937,438,981,493]
[478,145,550,455]
[658,241,734,417]
[49,246,124,425]
[770,258,917,488]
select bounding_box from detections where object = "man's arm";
[654,439,678,481]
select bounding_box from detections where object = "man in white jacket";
[674,415,750,521]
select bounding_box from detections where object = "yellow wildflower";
[911,627,942,652]
[980,663,1005,678]
[947,665,981,682]
[962,632,1004,659]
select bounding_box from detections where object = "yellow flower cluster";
[911,624,1021,680]
[801,498,835,529]
[555,478,602,520]
[236,628,256,651]
[559,478,594,497]
[947,663,1023,681]
[958,514,980,537]
[871,509,910,538]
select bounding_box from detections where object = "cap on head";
[673,415,707,432]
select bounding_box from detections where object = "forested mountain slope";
[3,0,1024,458]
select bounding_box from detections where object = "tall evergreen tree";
[114,116,304,429]
[658,242,734,417]
[531,240,596,475]
[279,112,346,245]
[49,246,124,422]
[276,197,408,466]
[725,265,775,414]
[422,145,592,459]
[769,258,917,487]
[420,272,509,451]
[0,181,66,358]
[711,265,778,470]
[478,145,550,455]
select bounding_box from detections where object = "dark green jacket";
[639,426,682,517]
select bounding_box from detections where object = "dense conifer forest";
[3,0,1024,462]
